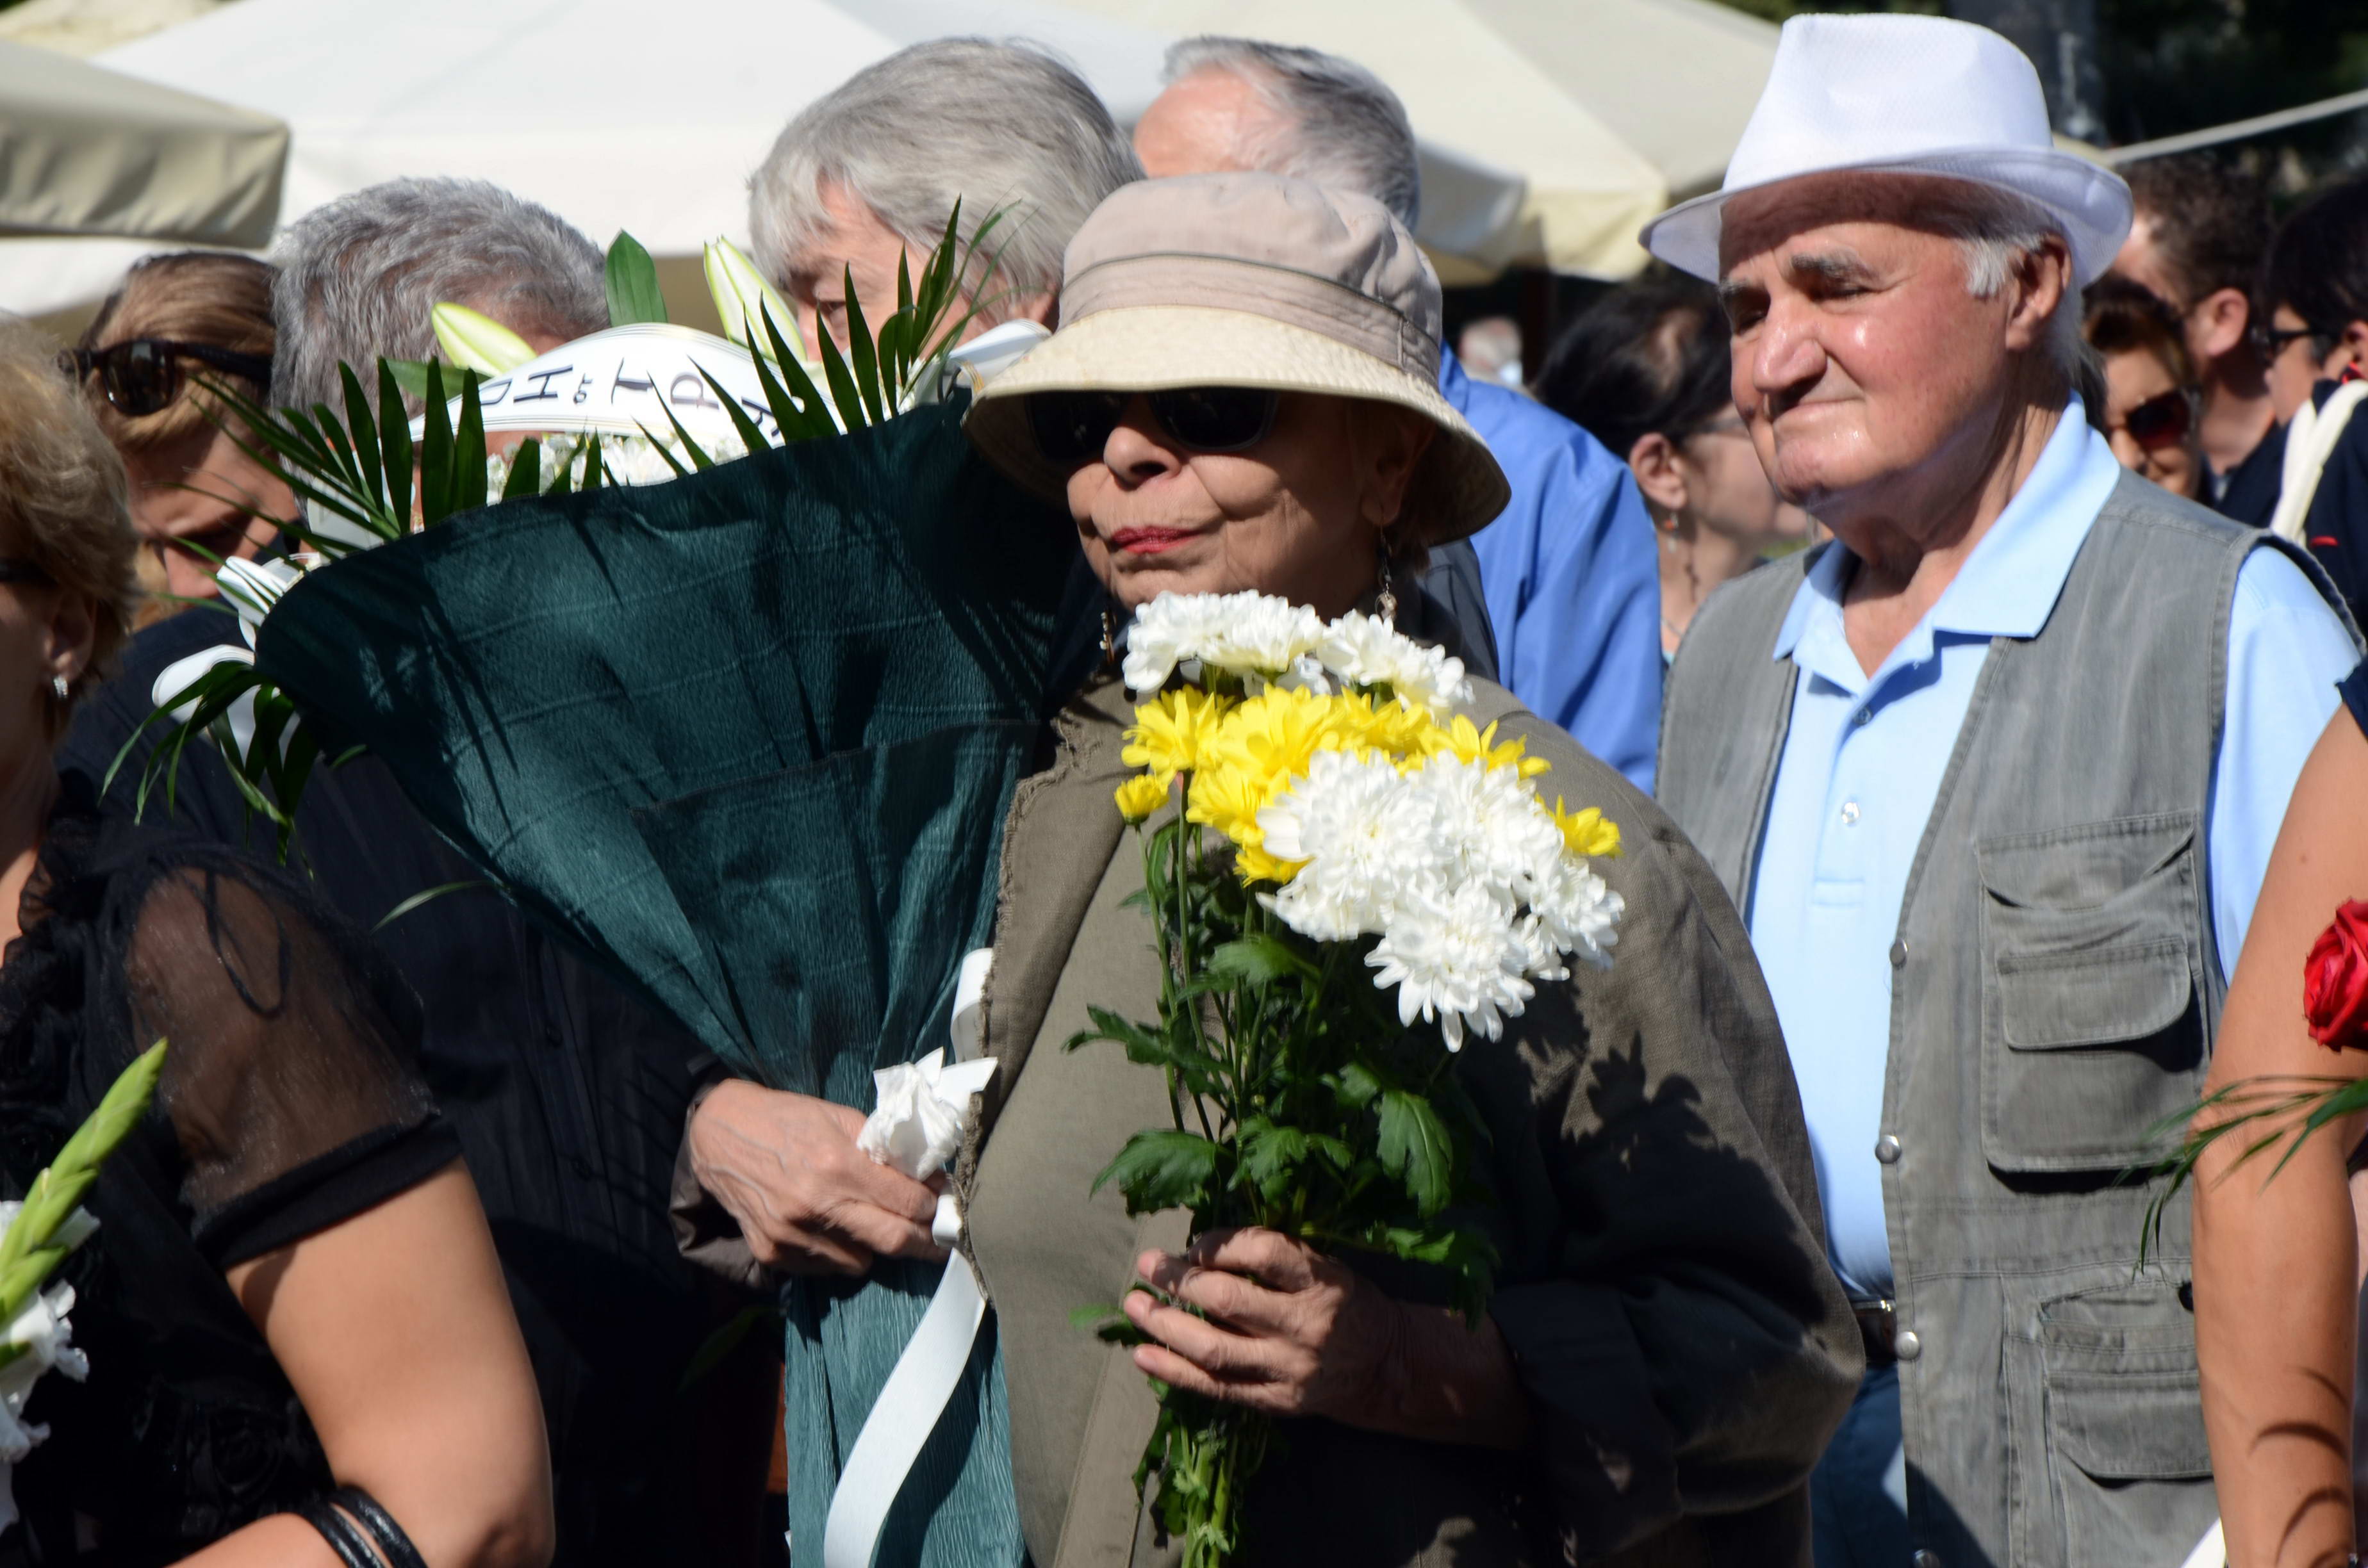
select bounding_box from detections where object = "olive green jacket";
[956,671,1859,1567]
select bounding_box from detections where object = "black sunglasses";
[1026,388,1279,465]
[2249,320,2331,363]
[2116,387,2194,451]
[58,338,273,418]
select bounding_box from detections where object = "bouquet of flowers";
[1078,592,1625,1567]
[0,1041,166,1534]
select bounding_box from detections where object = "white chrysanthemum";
[1320,610,1474,713]
[1122,592,1326,692]
[1122,592,1237,692]
[482,428,751,497]
[1528,855,1625,970]
[1260,751,1449,941]
[1407,758,1563,895]
[1366,881,1534,1051]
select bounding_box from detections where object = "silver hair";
[748,39,1141,316]
[1160,38,1421,231]
[1925,182,2094,395]
[269,177,607,416]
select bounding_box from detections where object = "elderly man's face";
[1134,69,1290,179]
[1716,174,2070,535]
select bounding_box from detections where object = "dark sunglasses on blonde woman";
[2114,388,2194,452]
[1026,387,1280,465]
[58,339,274,419]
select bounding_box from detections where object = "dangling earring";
[1099,606,1119,669]
[49,674,67,701]
[1375,540,1399,623]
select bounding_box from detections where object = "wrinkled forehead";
[1717,172,1992,281]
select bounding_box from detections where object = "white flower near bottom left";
[0,1198,95,1536]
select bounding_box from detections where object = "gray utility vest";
[1658,471,2355,1568]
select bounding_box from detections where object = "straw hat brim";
[1642,147,2134,287]
[964,306,1511,547]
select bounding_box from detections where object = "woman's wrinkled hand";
[1124,1227,1402,1422]
[687,1080,946,1276]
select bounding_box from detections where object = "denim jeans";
[1812,1365,1911,1568]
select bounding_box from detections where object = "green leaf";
[338,362,384,512]
[843,266,885,425]
[1090,1129,1219,1216]
[1206,935,1317,986]
[379,360,416,530]
[757,309,840,441]
[0,1040,165,1321]
[604,230,668,326]
[376,879,493,930]
[1330,1063,1383,1110]
[448,369,488,518]
[1238,1119,1311,1202]
[418,359,454,524]
[812,323,871,432]
[1377,1088,1453,1216]
[696,366,773,459]
[502,437,546,500]
[382,357,445,407]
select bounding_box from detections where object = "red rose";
[2303,901,2368,1049]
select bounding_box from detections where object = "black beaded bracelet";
[289,1485,429,1568]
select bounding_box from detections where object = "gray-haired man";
[1649,15,2358,1566]
[1133,37,1664,790]
[270,175,610,417]
[748,37,1140,357]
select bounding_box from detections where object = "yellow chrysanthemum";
[1114,772,1172,823]
[1329,690,1439,762]
[1122,687,1231,780]
[1551,797,1623,859]
[1426,714,1550,778]
[1198,685,1354,793]
[1233,841,1307,886]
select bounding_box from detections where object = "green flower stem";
[0,1040,167,1369]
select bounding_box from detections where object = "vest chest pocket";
[1978,815,2207,1174]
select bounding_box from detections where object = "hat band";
[1059,254,1439,382]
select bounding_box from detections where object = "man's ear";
[2002,234,2075,355]
[1627,431,1688,518]
[2191,286,2252,363]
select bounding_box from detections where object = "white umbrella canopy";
[0,0,1180,320]
[0,37,286,245]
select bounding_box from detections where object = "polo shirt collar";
[1772,400,2123,668]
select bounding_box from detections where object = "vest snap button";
[1875,1134,1902,1164]
[1889,938,1908,968]
[1893,1328,1921,1361]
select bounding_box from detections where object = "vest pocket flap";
[2046,1372,2213,1480]
[1998,937,2193,1050]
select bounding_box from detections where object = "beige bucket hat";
[964,172,1510,546]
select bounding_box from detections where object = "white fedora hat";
[1641,13,2132,286]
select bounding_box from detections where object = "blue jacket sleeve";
[1471,434,1664,792]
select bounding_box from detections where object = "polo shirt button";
[1839,800,1861,826]
[1889,938,1908,968]
[1911,1553,1943,1568]
[1875,1134,1902,1164]
[1853,707,1873,726]
[1894,1328,1922,1361]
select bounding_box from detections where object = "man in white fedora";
[1649,14,2359,1568]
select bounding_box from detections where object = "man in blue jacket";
[1134,37,1665,790]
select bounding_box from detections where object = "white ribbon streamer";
[821,949,998,1568]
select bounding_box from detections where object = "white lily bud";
[703,238,807,365]
[431,302,537,376]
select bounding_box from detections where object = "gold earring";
[1376,546,1398,623]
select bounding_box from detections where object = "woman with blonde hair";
[63,253,293,615]
[0,318,552,1568]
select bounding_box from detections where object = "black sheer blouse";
[0,779,461,1565]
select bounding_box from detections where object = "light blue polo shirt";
[1746,403,2358,1300]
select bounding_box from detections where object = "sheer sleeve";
[117,861,460,1270]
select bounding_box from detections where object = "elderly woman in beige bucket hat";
[928,172,1857,1566]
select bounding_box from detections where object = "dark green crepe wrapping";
[252,404,1078,1091]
